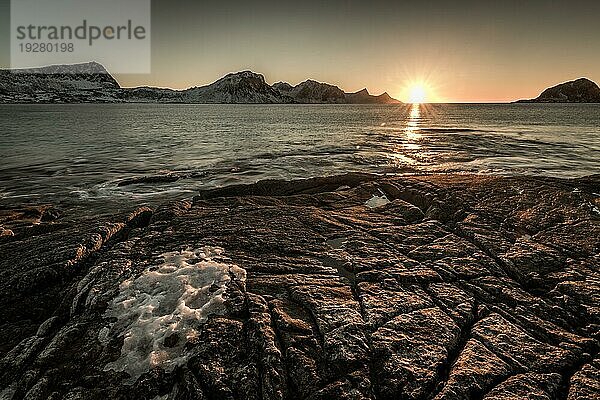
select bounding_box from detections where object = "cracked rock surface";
[0,173,599,399]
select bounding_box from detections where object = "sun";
[408,84,427,103]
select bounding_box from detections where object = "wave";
[416,127,484,134]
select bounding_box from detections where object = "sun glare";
[408,84,426,104]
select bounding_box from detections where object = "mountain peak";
[10,61,110,75]
[377,92,393,99]
[184,70,285,103]
[518,77,600,103]
[290,80,346,103]
[219,71,267,83]
[345,89,400,104]
[351,88,370,96]
[299,79,339,88]
[572,77,594,83]
[272,82,293,93]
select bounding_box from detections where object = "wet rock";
[0,173,598,399]
[483,372,562,400]
[0,226,14,236]
[568,360,600,399]
[435,339,512,399]
[0,205,61,237]
[372,307,460,399]
[472,313,581,372]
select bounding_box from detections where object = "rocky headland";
[0,173,599,399]
[517,78,600,103]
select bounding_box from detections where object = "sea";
[1,103,599,217]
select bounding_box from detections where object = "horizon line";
[3,61,597,104]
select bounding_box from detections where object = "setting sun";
[408,84,427,103]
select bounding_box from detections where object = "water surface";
[1,103,598,215]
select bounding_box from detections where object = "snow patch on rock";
[365,192,391,209]
[103,247,246,383]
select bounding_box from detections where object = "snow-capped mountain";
[0,62,121,103]
[0,62,401,104]
[182,71,292,103]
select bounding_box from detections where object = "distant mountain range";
[0,62,401,104]
[517,78,600,103]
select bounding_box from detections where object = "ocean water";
[1,103,599,216]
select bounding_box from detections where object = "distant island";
[516,77,600,103]
[0,62,401,104]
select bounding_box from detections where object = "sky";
[1,0,599,102]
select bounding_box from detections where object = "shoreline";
[1,172,599,399]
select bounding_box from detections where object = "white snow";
[103,247,246,383]
[365,193,391,209]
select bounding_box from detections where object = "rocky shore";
[0,173,599,399]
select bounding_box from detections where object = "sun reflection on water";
[387,103,426,167]
[404,103,422,147]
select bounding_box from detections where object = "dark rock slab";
[0,173,598,399]
[568,359,600,399]
[483,372,562,400]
